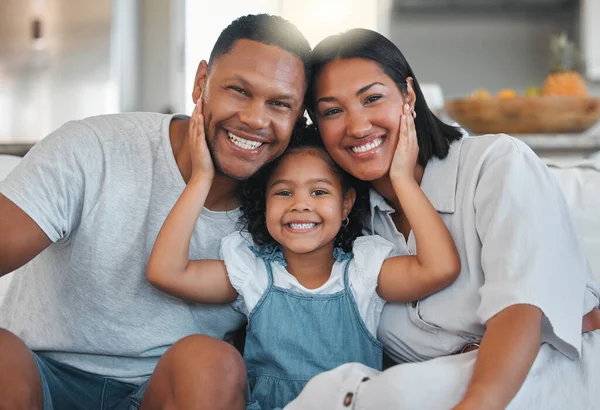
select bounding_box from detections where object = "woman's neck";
[283,243,336,290]
[370,164,425,214]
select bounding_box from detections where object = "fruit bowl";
[444,96,600,135]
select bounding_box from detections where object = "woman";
[286,28,600,410]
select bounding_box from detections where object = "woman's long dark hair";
[306,28,462,166]
[238,123,369,253]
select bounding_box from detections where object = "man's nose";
[239,100,269,130]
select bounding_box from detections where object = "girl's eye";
[311,189,328,196]
[322,108,341,117]
[365,95,382,104]
[275,190,292,196]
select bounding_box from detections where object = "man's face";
[199,39,306,180]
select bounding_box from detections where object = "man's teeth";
[288,223,317,230]
[227,132,263,150]
[351,137,382,153]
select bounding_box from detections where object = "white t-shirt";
[0,112,245,383]
[220,231,394,337]
[376,134,600,363]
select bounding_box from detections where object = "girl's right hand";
[189,98,215,182]
[389,103,419,182]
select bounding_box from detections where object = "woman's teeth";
[288,223,317,230]
[227,132,263,150]
[351,137,382,153]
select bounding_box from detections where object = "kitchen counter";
[0,142,36,157]
[2,125,600,158]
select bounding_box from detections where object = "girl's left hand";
[389,103,419,182]
[189,98,215,182]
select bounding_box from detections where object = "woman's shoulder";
[459,134,535,162]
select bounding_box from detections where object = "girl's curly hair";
[238,121,370,253]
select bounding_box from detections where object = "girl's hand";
[389,103,419,182]
[189,99,215,182]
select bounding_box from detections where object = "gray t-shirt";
[0,112,245,383]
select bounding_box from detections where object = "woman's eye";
[311,189,328,196]
[365,95,382,104]
[322,108,341,117]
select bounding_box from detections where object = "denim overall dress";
[244,246,383,410]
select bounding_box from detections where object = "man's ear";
[342,188,356,221]
[192,60,208,104]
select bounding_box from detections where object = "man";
[0,14,310,410]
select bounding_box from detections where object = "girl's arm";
[377,105,461,302]
[146,102,237,303]
[452,304,542,410]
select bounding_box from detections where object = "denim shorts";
[33,352,149,410]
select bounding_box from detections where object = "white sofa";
[1,152,600,305]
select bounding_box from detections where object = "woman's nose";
[346,112,372,138]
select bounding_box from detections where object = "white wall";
[387,7,590,99]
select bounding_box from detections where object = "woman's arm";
[453,304,542,410]
[377,105,461,302]
[146,102,237,303]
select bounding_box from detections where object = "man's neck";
[170,118,240,212]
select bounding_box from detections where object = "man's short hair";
[208,14,311,86]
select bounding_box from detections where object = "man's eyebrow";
[269,178,335,188]
[316,82,385,105]
[223,76,299,103]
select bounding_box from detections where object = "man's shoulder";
[77,112,171,143]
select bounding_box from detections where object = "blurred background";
[1,0,599,157]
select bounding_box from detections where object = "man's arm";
[0,194,51,276]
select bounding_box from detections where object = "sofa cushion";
[545,156,600,284]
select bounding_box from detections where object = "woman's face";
[314,58,408,181]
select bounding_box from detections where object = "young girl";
[146,103,461,410]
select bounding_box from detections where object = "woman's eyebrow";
[316,82,385,106]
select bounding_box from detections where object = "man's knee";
[140,335,246,410]
[0,328,43,410]
[168,334,246,387]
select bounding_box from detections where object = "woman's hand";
[189,98,215,183]
[389,103,419,182]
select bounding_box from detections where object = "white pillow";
[545,156,600,284]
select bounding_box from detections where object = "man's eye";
[270,101,291,109]
[311,189,328,196]
[229,86,248,96]
[365,95,382,104]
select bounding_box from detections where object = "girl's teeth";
[351,137,382,153]
[288,223,316,230]
[227,132,263,150]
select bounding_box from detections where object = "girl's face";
[265,149,355,258]
[314,58,407,181]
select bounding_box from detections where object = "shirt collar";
[369,137,464,215]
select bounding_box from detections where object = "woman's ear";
[342,188,356,220]
[191,60,208,104]
[405,76,417,112]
